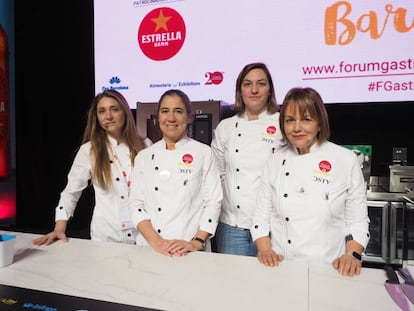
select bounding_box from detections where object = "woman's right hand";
[255,236,284,267]
[150,238,181,257]
[32,230,68,246]
[257,249,284,267]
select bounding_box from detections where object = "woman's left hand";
[332,252,362,277]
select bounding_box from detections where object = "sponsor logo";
[100,76,129,92]
[1,298,17,306]
[23,303,58,310]
[182,153,193,164]
[313,160,334,183]
[318,160,332,173]
[138,7,186,61]
[205,71,224,85]
[133,0,178,8]
[261,125,277,143]
[266,125,276,135]
[178,153,194,168]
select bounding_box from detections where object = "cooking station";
[365,165,414,267]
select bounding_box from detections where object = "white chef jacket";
[210,111,283,229]
[251,141,370,264]
[55,136,137,243]
[129,136,223,247]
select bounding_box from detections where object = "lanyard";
[110,145,131,190]
[110,144,134,231]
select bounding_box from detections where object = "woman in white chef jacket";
[129,89,223,256]
[211,62,283,256]
[251,87,370,277]
[33,90,148,246]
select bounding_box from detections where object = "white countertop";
[0,230,410,311]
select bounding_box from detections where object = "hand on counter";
[257,249,284,267]
[138,220,206,257]
[33,220,68,246]
[332,252,362,277]
[255,236,284,267]
[332,238,364,277]
[150,238,201,257]
[32,230,68,246]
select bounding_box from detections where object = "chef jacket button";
[288,240,291,244]
[237,186,240,190]
[120,195,125,199]
[155,166,159,170]
[158,207,161,212]
[367,233,370,238]
[116,177,120,181]
[285,172,289,176]
[236,168,239,172]
[59,206,63,210]
[138,208,142,212]
[157,229,161,233]
[235,149,239,152]
[285,217,289,221]
[238,133,241,137]
[283,193,288,198]
[155,187,158,191]
[208,219,212,223]
[254,225,258,229]
[127,233,131,237]
[110,160,113,164]
[237,205,240,209]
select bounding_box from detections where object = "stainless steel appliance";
[389,201,414,266]
[364,192,414,266]
[365,200,389,264]
[389,165,414,193]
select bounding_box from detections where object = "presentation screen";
[94,0,414,107]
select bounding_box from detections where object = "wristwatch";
[350,251,362,261]
[191,237,206,250]
[347,251,362,261]
[345,234,362,260]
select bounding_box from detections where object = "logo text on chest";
[178,168,192,174]
[261,137,274,143]
[313,176,330,184]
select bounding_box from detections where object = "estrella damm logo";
[138,7,186,61]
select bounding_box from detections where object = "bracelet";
[346,251,362,261]
[191,237,206,249]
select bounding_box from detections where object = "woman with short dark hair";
[251,87,370,277]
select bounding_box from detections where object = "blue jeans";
[214,222,258,257]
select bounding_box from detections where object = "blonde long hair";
[82,90,145,190]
